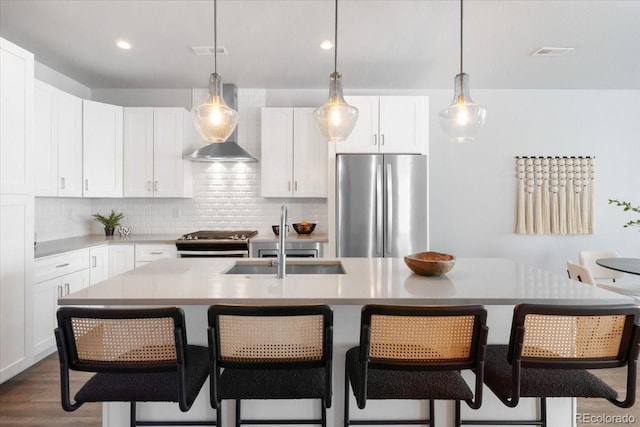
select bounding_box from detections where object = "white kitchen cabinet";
[89,244,109,285]
[134,244,177,268]
[261,108,327,198]
[1,38,34,195]
[33,81,83,197]
[0,195,34,383]
[108,244,135,277]
[124,107,193,198]
[33,266,89,361]
[33,249,90,361]
[335,96,428,154]
[82,99,123,197]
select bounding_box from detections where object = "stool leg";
[344,368,350,427]
[429,399,435,427]
[321,400,327,427]
[235,399,241,427]
[216,406,222,427]
[130,401,136,427]
[540,398,547,427]
[454,400,460,427]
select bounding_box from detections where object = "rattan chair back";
[508,304,640,369]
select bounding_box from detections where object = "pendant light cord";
[214,0,218,74]
[334,0,338,74]
[459,0,463,74]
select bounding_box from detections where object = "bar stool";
[54,306,214,427]
[458,303,640,426]
[345,304,488,427]
[207,304,333,427]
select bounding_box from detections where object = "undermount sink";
[225,260,345,275]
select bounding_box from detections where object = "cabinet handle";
[147,181,152,191]
[58,285,63,298]
[381,134,385,145]
[154,181,158,192]
[294,181,298,191]
[60,177,65,189]
[150,252,163,255]
[84,179,89,191]
[92,256,97,268]
[373,135,378,145]
[64,283,70,295]
[56,263,70,268]
[288,181,291,191]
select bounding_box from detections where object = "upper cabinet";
[1,38,34,195]
[123,107,193,198]
[261,108,327,198]
[34,80,83,197]
[82,100,123,197]
[335,96,428,155]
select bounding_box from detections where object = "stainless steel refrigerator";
[336,154,428,257]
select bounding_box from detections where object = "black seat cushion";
[345,347,473,401]
[483,345,618,400]
[75,345,209,409]
[217,366,327,400]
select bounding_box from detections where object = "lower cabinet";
[108,244,135,277]
[134,244,177,268]
[33,249,90,361]
[89,244,109,285]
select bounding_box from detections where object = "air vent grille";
[531,47,574,57]
[192,46,228,56]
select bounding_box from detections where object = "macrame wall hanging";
[515,156,595,235]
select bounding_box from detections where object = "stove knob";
[194,236,198,240]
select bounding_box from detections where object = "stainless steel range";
[175,230,258,258]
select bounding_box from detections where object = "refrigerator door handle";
[385,163,393,255]
[376,163,383,255]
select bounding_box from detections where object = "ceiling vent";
[191,46,228,56]
[531,47,574,57]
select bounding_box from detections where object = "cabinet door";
[124,107,154,197]
[153,108,186,197]
[335,96,379,154]
[379,96,428,154]
[57,90,83,197]
[63,268,91,295]
[135,244,177,262]
[261,108,293,197]
[292,108,327,197]
[1,38,34,195]
[89,245,109,285]
[108,244,135,277]
[33,80,58,197]
[82,100,123,197]
[33,277,58,358]
[0,194,34,383]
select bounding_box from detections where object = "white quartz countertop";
[59,257,633,306]
[35,234,180,258]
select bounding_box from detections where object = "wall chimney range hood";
[186,84,257,162]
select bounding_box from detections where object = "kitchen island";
[59,257,634,427]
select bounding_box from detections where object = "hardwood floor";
[0,354,638,426]
[0,354,100,427]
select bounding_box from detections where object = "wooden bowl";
[404,252,456,276]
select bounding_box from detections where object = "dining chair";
[458,303,640,427]
[55,306,214,427]
[345,304,488,427]
[207,304,333,427]
[579,250,624,285]
[567,260,597,286]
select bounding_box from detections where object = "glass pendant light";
[439,0,486,143]
[192,0,238,143]
[314,0,358,142]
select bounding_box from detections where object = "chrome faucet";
[276,205,287,278]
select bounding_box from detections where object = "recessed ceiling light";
[320,40,333,50]
[531,47,574,57]
[116,40,132,50]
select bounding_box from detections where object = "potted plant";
[92,210,124,236]
[608,199,640,230]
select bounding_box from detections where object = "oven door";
[176,250,249,258]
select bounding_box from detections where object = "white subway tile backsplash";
[34,88,327,242]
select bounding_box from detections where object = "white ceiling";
[1,0,639,90]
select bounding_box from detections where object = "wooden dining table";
[596,258,640,275]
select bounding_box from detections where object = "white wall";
[35,87,640,279]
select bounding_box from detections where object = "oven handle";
[177,250,248,257]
